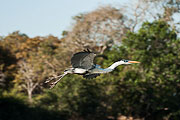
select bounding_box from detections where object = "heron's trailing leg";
[50,72,68,89]
[45,72,68,89]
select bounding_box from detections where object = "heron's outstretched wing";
[83,74,100,79]
[71,49,96,69]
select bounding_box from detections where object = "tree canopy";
[1,1,180,120]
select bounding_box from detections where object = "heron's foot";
[45,76,55,83]
[45,79,51,83]
[49,78,61,89]
[45,73,68,89]
[49,82,57,89]
[46,75,63,89]
[44,76,59,89]
[45,75,62,83]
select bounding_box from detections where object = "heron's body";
[46,49,140,89]
[66,68,87,74]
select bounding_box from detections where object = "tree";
[142,0,180,33]
[102,20,180,119]
[0,32,63,102]
[1,2,180,119]
[0,44,17,89]
[0,69,6,88]
[40,20,180,119]
[63,6,129,54]
[16,61,40,103]
[0,31,29,60]
[13,35,61,102]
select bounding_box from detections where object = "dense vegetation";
[1,1,180,120]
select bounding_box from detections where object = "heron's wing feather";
[71,50,96,69]
[83,74,100,79]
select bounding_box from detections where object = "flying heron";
[45,49,140,89]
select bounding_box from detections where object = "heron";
[45,49,140,89]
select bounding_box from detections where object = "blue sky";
[0,0,128,38]
[1,0,179,38]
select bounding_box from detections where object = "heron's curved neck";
[107,61,123,70]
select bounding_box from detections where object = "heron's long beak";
[128,61,140,63]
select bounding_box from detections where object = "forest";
[0,0,180,120]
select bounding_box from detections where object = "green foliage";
[0,42,17,89]
[0,96,67,120]
[1,20,180,119]
[38,75,107,120]
[100,20,180,119]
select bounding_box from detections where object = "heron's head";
[119,59,140,65]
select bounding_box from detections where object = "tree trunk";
[28,90,33,103]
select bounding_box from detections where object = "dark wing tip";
[83,48,91,53]
[83,74,100,79]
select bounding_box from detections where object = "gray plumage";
[45,49,140,89]
[83,73,100,79]
[71,49,96,69]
